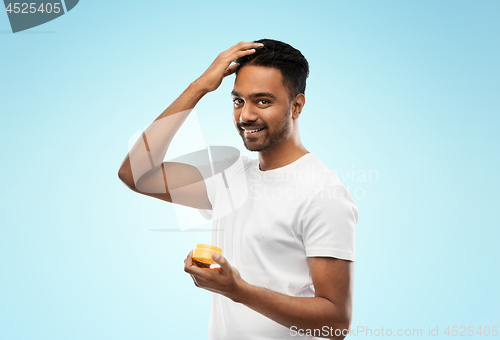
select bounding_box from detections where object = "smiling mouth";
[242,127,266,136]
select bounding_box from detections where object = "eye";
[258,100,270,105]
[233,98,243,106]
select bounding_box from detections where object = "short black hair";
[235,39,309,101]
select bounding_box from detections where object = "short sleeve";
[300,181,359,261]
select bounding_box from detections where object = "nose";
[239,102,258,124]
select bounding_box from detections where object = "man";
[118,39,358,340]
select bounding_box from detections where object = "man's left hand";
[184,250,246,302]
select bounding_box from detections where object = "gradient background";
[1,1,498,339]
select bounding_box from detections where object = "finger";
[212,252,230,273]
[232,47,260,60]
[184,250,211,279]
[184,250,193,266]
[184,250,196,272]
[223,42,264,57]
[223,63,240,78]
[230,41,264,51]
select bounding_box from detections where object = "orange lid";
[196,244,222,252]
[192,244,223,265]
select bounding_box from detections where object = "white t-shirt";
[198,152,358,340]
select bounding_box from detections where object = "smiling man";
[231,69,294,153]
[118,39,358,340]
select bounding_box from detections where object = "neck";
[258,124,308,171]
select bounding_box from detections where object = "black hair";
[235,39,309,101]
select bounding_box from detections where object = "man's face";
[232,65,293,152]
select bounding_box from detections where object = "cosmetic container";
[192,244,223,265]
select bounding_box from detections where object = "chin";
[243,142,261,152]
[245,145,264,152]
[239,132,276,152]
[242,139,263,152]
[243,140,275,152]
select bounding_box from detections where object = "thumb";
[212,252,228,268]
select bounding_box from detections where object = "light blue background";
[1,1,498,339]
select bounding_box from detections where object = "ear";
[291,93,305,120]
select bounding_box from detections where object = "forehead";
[233,65,288,99]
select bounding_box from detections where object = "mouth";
[241,127,266,136]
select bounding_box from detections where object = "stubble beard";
[241,109,291,152]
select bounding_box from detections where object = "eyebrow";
[231,90,277,100]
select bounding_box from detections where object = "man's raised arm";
[117,41,264,209]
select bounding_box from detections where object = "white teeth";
[244,127,264,133]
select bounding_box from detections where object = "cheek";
[262,109,285,128]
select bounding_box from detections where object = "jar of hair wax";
[192,244,222,265]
